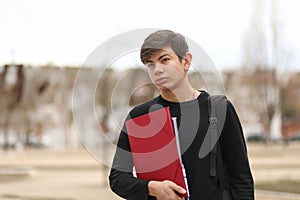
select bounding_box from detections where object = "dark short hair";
[140,30,189,64]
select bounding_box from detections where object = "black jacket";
[109,91,254,200]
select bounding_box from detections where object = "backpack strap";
[199,95,227,159]
[208,95,232,199]
[207,95,227,182]
[208,96,218,177]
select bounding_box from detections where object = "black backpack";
[200,95,232,200]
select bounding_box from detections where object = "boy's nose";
[154,63,164,74]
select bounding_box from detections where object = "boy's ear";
[183,53,192,71]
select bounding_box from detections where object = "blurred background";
[1,0,300,199]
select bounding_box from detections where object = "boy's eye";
[162,58,170,63]
[146,63,155,68]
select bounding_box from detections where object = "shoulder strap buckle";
[209,117,218,125]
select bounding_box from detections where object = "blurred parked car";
[246,133,266,142]
[290,133,300,141]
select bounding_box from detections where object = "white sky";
[1,0,299,70]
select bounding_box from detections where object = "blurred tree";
[96,67,117,132]
[0,64,24,150]
[243,0,288,140]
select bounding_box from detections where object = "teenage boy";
[109,30,254,200]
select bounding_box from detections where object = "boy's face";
[144,46,191,92]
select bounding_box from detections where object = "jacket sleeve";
[109,124,152,200]
[219,101,254,200]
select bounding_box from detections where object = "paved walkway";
[0,142,300,200]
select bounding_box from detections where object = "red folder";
[125,107,188,197]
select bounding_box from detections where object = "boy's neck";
[161,84,199,103]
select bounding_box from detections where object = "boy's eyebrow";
[144,59,153,64]
[144,53,172,64]
[158,53,171,61]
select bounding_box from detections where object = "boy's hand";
[148,180,186,200]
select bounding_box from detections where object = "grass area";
[255,179,300,194]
